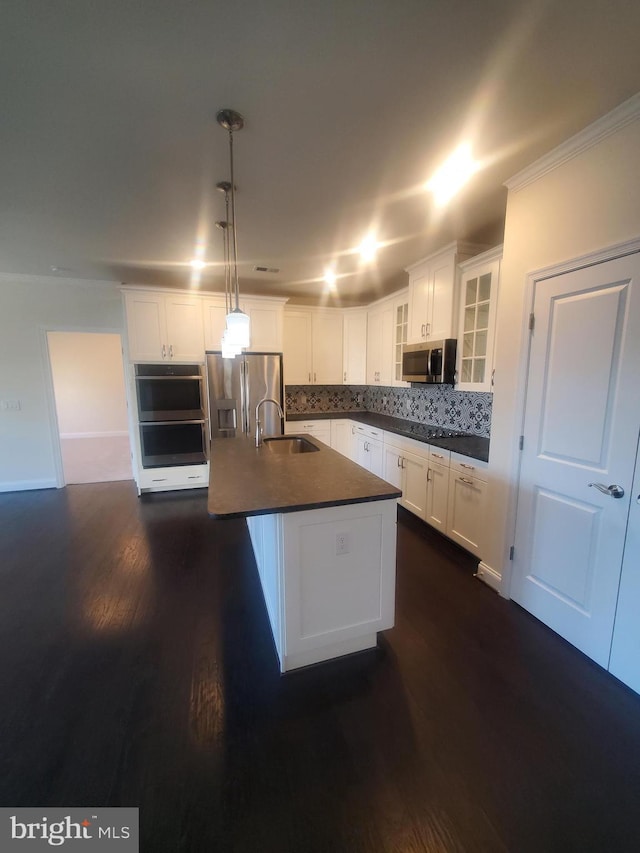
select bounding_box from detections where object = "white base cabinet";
[446,453,489,557]
[330,419,356,459]
[352,424,384,476]
[247,500,398,673]
[285,419,331,446]
[136,463,209,494]
[383,435,430,520]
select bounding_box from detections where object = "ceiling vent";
[253,265,280,274]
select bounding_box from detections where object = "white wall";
[0,275,124,491]
[487,106,640,593]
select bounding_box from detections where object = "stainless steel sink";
[262,436,319,454]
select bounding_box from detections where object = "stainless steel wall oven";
[134,364,207,468]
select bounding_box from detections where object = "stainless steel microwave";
[401,339,457,384]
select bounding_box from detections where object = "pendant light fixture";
[217,108,250,351]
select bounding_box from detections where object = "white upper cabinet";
[342,310,368,384]
[406,242,483,344]
[202,297,228,352]
[203,295,285,352]
[243,296,286,352]
[125,291,204,362]
[366,299,394,385]
[283,309,343,385]
[456,246,502,392]
[312,312,344,383]
[283,310,312,384]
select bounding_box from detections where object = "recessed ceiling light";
[324,268,337,290]
[426,143,478,206]
[358,234,379,263]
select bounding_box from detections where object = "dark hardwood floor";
[1,482,640,852]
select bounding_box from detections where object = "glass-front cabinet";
[456,247,502,392]
[393,293,409,386]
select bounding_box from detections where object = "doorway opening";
[47,331,133,485]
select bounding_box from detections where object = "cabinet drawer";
[450,452,488,482]
[138,463,209,490]
[352,423,383,442]
[428,446,450,466]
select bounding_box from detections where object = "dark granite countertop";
[286,411,490,463]
[208,434,401,520]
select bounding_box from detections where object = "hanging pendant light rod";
[216,109,244,313]
[215,180,232,315]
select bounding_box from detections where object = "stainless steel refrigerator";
[206,351,284,442]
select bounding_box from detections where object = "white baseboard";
[0,479,58,493]
[475,561,501,593]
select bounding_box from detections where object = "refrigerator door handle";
[243,358,251,435]
[239,360,247,434]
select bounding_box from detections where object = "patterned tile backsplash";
[285,385,492,437]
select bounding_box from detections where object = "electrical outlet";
[335,532,349,556]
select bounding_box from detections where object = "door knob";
[588,482,625,499]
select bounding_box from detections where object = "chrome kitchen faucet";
[255,397,284,447]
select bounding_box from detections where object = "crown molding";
[505,92,640,193]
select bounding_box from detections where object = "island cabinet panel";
[247,514,285,660]
[280,500,397,672]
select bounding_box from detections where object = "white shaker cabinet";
[203,295,285,352]
[446,453,488,557]
[342,311,368,384]
[366,301,394,385]
[285,419,331,446]
[352,424,384,476]
[243,296,286,352]
[425,449,450,533]
[330,419,356,460]
[125,291,204,362]
[406,242,482,344]
[383,434,430,519]
[284,309,343,385]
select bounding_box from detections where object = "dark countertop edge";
[209,490,402,520]
[285,411,490,463]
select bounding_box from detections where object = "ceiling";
[1,1,638,306]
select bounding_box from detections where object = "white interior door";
[511,253,640,667]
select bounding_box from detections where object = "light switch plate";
[0,400,21,411]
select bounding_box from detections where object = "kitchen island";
[208,434,401,672]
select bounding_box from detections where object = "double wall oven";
[135,364,207,468]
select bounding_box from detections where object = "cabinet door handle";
[401,457,406,469]
[427,468,432,482]
[162,344,167,359]
[344,371,347,382]
[426,323,431,336]
[460,463,475,470]
[397,456,401,467]
[314,372,317,382]
[169,344,174,359]
[432,452,444,459]
[421,323,426,337]
[308,372,311,382]
[460,477,474,485]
